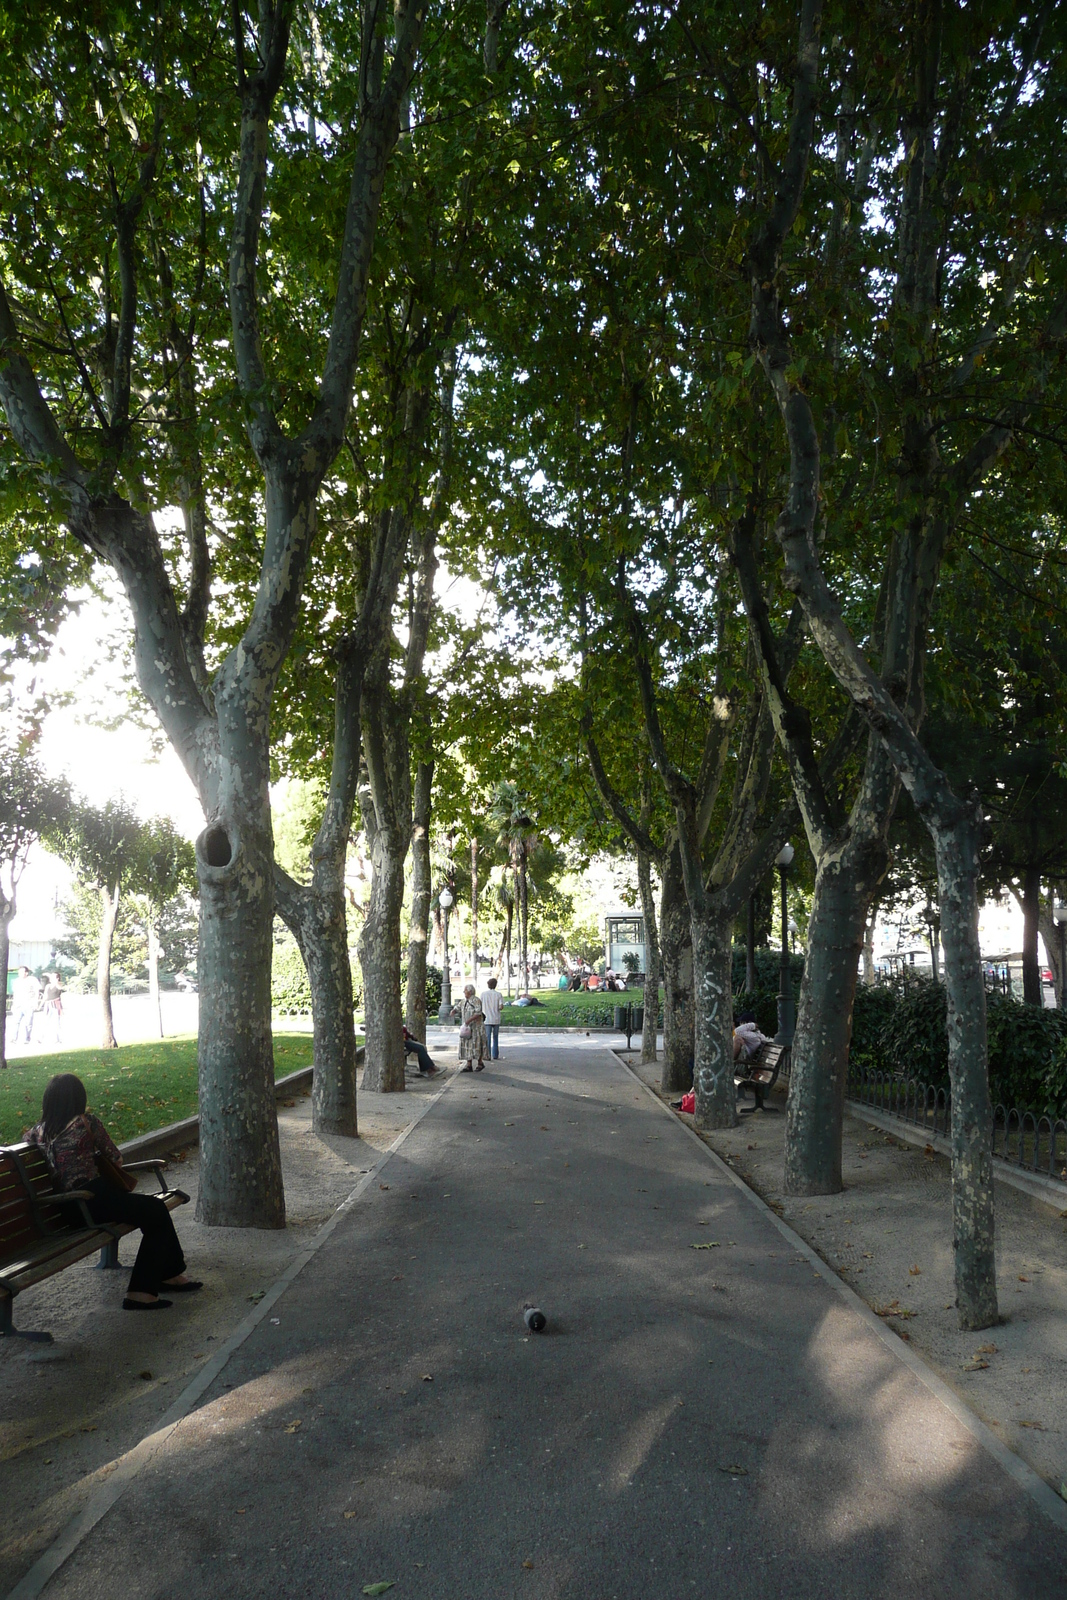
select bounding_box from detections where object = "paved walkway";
[12,1040,1067,1599]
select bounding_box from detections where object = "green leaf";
[363,1585,396,1597]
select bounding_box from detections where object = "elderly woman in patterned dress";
[458,984,487,1072]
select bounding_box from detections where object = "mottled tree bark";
[636,842,660,1063]
[658,846,694,1093]
[405,760,434,1041]
[690,910,737,1129]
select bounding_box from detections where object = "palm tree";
[494,875,515,997]
[490,783,538,998]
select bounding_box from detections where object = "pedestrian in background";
[40,971,64,1045]
[480,975,503,1060]
[10,965,40,1047]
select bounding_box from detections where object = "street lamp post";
[1053,902,1067,1011]
[438,887,454,1022]
[775,843,796,1045]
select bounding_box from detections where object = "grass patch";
[1,1032,315,1146]
[498,987,661,1028]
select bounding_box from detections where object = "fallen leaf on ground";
[422,1374,433,1382]
[235,1508,246,1515]
[1018,1275,1031,1282]
[522,1559,535,1569]
[975,1343,998,1354]
[247,1290,265,1302]
[1019,1420,1045,1430]
[963,1360,989,1372]
[862,1253,873,1260]
[139,1370,152,1380]
[691,1242,720,1250]
[718,1464,748,1476]
[533,1200,544,1205]
[924,1144,935,1157]
[284,1420,302,1434]
[344,1511,357,1519]
[909,1265,922,1276]
[379,1184,389,1191]
[362,1585,395,1596]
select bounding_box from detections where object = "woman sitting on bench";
[27,1073,200,1312]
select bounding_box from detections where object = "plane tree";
[0,1,425,1222]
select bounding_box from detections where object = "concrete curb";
[846,1100,1067,1209]
[611,1049,1067,1536]
[6,1065,455,1600]
[117,1053,363,1164]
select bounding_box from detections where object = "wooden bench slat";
[0,1139,189,1337]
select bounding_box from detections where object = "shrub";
[851,978,1067,1117]
[732,985,780,1038]
[272,939,311,1016]
[731,946,804,993]
[401,963,441,1015]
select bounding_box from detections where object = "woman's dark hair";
[737,1010,758,1024]
[41,1074,88,1140]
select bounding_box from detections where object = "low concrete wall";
[118,1057,340,1162]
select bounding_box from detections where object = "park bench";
[734,1041,790,1113]
[0,1142,188,1342]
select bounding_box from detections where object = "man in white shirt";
[11,966,40,1046]
[480,976,503,1060]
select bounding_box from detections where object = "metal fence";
[844,1068,1067,1185]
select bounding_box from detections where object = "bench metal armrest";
[120,1159,170,1193]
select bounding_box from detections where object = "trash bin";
[613,1005,628,1032]
[633,1006,644,1031]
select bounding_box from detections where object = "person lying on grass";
[27,1073,201,1311]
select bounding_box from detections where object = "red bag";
[679,1091,695,1114]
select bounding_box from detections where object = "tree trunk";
[691,907,737,1130]
[745,895,757,991]
[470,836,479,989]
[98,883,120,1049]
[1021,864,1042,1006]
[1038,892,1063,1009]
[519,862,529,996]
[405,759,433,1041]
[935,808,998,1330]
[147,919,163,1039]
[277,873,360,1137]
[658,844,693,1092]
[0,904,11,1070]
[359,837,407,1093]
[636,843,660,1063]
[505,904,513,997]
[785,844,879,1194]
[862,898,878,985]
[195,814,285,1228]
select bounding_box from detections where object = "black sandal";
[162,1280,203,1293]
[123,1297,173,1311]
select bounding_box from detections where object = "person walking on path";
[10,965,40,1047]
[40,970,63,1045]
[403,1025,438,1077]
[480,976,503,1060]
[26,1073,201,1309]
[458,984,487,1072]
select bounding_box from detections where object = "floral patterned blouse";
[27,1112,122,1192]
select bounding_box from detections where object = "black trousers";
[86,1180,186,1294]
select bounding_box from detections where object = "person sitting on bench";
[403,1026,438,1076]
[26,1073,200,1312]
[733,1011,771,1062]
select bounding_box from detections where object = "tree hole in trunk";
[201,827,233,868]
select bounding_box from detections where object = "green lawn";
[497,986,659,1027]
[1,1033,315,1146]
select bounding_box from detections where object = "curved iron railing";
[845,1069,1067,1185]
